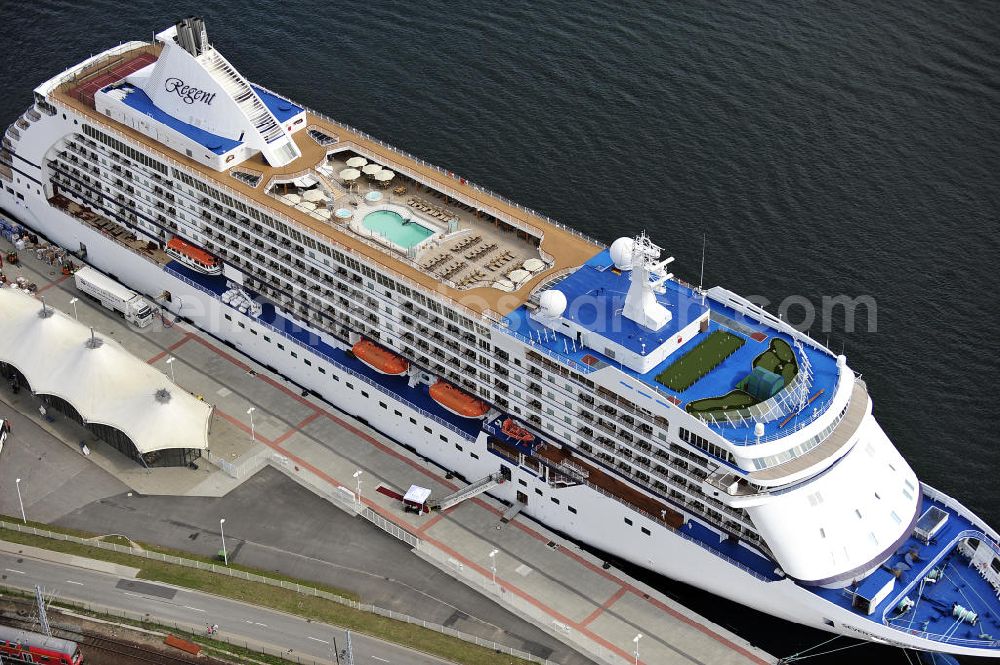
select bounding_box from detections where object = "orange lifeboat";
[352,339,409,375]
[501,417,534,443]
[166,237,222,275]
[429,381,489,419]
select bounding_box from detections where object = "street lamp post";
[488,549,499,588]
[633,633,642,665]
[69,297,79,320]
[165,356,176,383]
[246,407,256,442]
[219,518,228,565]
[352,470,363,509]
[15,478,26,524]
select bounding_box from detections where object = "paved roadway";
[0,549,453,665]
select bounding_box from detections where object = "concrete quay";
[0,233,776,665]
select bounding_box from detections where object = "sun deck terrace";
[809,490,1000,652]
[501,248,841,446]
[263,146,550,291]
[50,43,600,318]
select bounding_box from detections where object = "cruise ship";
[2,18,998,659]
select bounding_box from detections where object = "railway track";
[80,632,203,665]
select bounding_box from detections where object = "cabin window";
[346,382,354,390]
[641,527,651,535]
[568,506,577,514]
[534,488,543,496]
[361,390,368,398]
[224,314,232,321]
[518,479,527,487]
[455,444,463,452]
[379,402,387,409]
[409,417,416,424]
[263,335,271,342]
[423,426,432,433]
[439,435,448,442]
[319,367,326,374]
[624,517,633,526]
[238,322,245,328]
[394,410,402,417]
[470,452,479,460]
[304,359,311,366]
[550,497,560,505]
[290,351,297,358]
[277,343,284,350]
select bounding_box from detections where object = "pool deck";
[53,42,603,318]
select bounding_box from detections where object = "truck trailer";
[73,266,154,327]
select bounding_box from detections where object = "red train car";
[0,624,83,664]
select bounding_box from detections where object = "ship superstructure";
[3,18,999,658]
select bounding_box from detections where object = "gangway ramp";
[428,472,503,512]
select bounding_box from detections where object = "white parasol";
[374,169,395,182]
[345,156,368,168]
[302,189,326,202]
[284,193,302,204]
[508,269,530,284]
[362,163,383,175]
[340,168,361,181]
[523,258,546,272]
[493,279,515,292]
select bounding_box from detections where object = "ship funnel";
[174,16,208,56]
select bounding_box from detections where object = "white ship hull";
[1,189,993,657]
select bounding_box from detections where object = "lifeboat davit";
[501,417,534,443]
[352,339,409,375]
[166,237,222,275]
[429,381,489,419]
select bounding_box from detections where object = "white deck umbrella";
[284,193,302,204]
[493,279,515,292]
[362,163,383,176]
[374,170,395,183]
[300,201,317,211]
[313,209,332,220]
[523,258,546,272]
[345,156,368,168]
[508,269,530,284]
[340,168,362,182]
[302,189,326,202]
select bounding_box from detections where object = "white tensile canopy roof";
[0,288,212,454]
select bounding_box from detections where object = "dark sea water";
[1,1,997,662]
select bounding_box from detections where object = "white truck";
[73,266,154,328]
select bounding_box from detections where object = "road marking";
[254,622,268,627]
[307,636,329,644]
[183,605,206,612]
[123,591,145,598]
[4,568,25,575]
[371,657,390,663]
[65,580,84,586]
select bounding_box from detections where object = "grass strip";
[0,526,533,665]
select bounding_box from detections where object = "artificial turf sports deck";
[655,330,745,392]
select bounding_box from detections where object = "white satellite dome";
[538,289,567,319]
[610,237,635,270]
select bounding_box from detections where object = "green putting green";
[685,337,799,415]
[655,330,745,392]
[686,389,757,415]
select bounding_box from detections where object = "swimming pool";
[362,210,434,249]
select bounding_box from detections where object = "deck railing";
[165,265,476,442]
